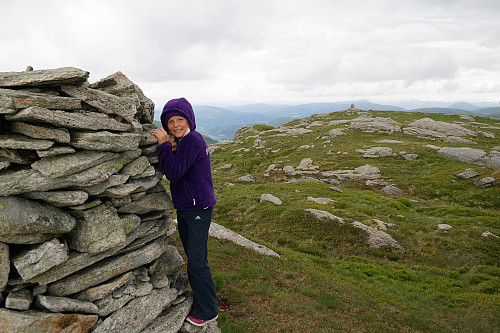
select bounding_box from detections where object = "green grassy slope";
[178,110,500,332]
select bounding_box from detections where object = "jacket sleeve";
[156,135,201,182]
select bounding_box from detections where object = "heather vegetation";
[185,109,499,332]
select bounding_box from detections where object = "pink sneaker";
[186,314,218,327]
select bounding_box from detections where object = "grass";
[174,110,500,332]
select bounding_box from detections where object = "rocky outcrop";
[0,67,208,332]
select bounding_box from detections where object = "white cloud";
[1,0,499,105]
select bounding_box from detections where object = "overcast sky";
[1,0,499,108]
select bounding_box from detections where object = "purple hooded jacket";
[157,98,217,211]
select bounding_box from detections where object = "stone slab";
[0,88,82,110]
[10,121,71,143]
[0,67,89,87]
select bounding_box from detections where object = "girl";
[152,97,218,327]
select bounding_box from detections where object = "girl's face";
[167,116,190,139]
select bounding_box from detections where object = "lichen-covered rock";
[0,242,9,292]
[0,196,76,244]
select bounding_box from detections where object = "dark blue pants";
[177,207,219,320]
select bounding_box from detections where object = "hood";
[160,97,196,134]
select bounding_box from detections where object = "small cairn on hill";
[0,67,206,332]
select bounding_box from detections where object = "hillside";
[191,109,500,332]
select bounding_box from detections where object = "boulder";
[260,193,283,205]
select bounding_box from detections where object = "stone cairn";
[0,67,204,332]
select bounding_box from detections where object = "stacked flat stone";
[0,67,197,333]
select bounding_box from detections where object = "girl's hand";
[151,128,169,145]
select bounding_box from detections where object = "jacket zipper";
[193,198,196,206]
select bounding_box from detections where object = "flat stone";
[473,177,496,188]
[354,164,381,177]
[0,242,9,292]
[0,196,76,244]
[235,174,255,182]
[22,190,89,207]
[120,155,151,176]
[31,150,118,178]
[121,214,142,234]
[74,174,130,196]
[10,121,71,143]
[126,175,160,192]
[92,286,179,333]
[456,168,480,179]
[61,84,138,124]
[305,208,345,223]
[307,196,335,204]
[0,159,10,171]
[47,235,168,296]
[37,145,76,158]
[0,308,97,333]
[150,245,185,289]
[0,134,54,150]
[0,88,82,110]
[24,220,161,286]
[437,224,453,231]
[74,271,134,302]
[381,184,404,195]
[117,192,174,214]
[12,238,69,281]
[404,118,477,138]
[351,221,405,252]
[68,201,126,254]
[131,165,156,179]
[111,195,133,208]
[363,147,393,158]
[35,295,98,314]
[5,289,33,310]
[0,147,37,164]
[101,183,143,197]
[142,295,193,333]
[437,147,487,163]
[93,71,155,124]
[0,149,141,196]
[6,106,131,131]
[70,131,142,152]
[0,67,89,87]
[260,193,282,205]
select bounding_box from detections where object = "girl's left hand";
[151,128,169,145]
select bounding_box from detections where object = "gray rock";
[131,165,156,179]
[437,224,453,231]
[381,185,404,195]
[31,150,118,179]
[0,147,37,164]
[307,196,335,204]
[208,221,280,257]
[120,155,151,176]
[349,117,401,133]
[260,193,282,205]
[101,183,143,198]
[0,134,54,150]
[362,147,393,158]
[117,192,174,214]
[305,208,345,223]
[32,285,47,297]
[92,286,179,333]
[354,164,381,177]
[5,289,33,310]
[297,158,318,170]
[0,149,141,196]
[326,128,345,137]
[70,131,142,152]
[351,222,405,252]
[444,136,476,144]
[0,159,10,171]
[47,235,168,296]
[404,118,477,138]
[5,106,131,131]
[61,84,138,125]
[329,186,344,193]
[112,196,133,208]
[10,121,71,143]
[0,242,8,292]
[283,166,295,174]
[150,245,185,289]
[22,190,89,207]
[74,271,134,302]
[35,295,98,314]
[142,295,193,333]
[0,308,97,333]
[0,67,89,88]
[456,168,480,179]
[402,153,418,160]
[473,177,496,188]
[0,88,82,110]
[481,231,499,238]
[25,219,161,286]
[36,145,76,158]
[94,280,153,316]
[75,174,130,196]
[437,147,487,163]
[12,238,69,281]
[68,201,126,254]
[121,214,142,234]
[0,196,76,244]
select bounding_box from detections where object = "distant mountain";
[411,107,474,115]
[473,107,500,118]
[447,102,478,111]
